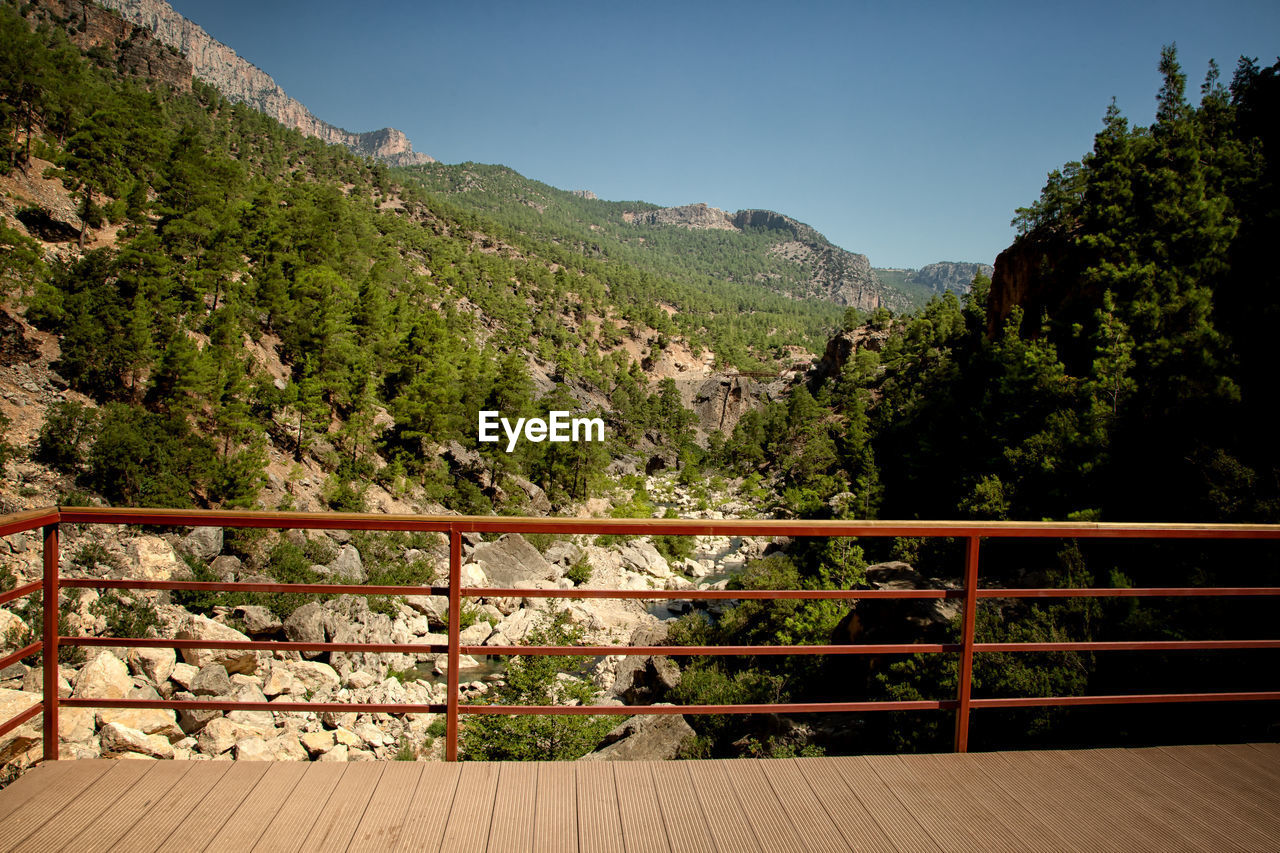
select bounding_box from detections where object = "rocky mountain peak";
[95,0,434,165]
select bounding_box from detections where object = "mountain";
[399,163,912,313]
[873,262,993,302]
[95,0,433,165]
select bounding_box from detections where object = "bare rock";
[209,555,241,580]
[323,545,365,583]
[261,667,295,697]
[127,647,177,686]
[267,733,309,761]
[124,536,186,581]
[233,605,282,635]
[170,662,199,691]
[468,534,558,587]
[72,652,133,700]
[300,730,335,757]
[100,721,174,759]
[190,664,232,697]
[180,527,223,560]
[96,707,183,742]
[174,690,220,735]
[175,615,256,674]
[318,744,348,762]
[286,660,341,692]
[197,718,250,755]
[234,737,271,761]
[579,712,695,761]
[283,602,328,660]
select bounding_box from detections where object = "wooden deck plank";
[533,762,576,853]
[863,753,992,851]
[1126,746,1280,837]
[438,761,499,853]
[911,752,1072,853]
[758,759,848,852]
[613,761,670,853]
[14,759,152,853]
[1216,743,1280,782]
[303,763,386,853]
[1076,748,1256,853]
[962,752,1120,852]
[106,762,233,853]
[684,760,762,853]
[824,756,942,851]
[0,760,113,851]
[63,761,194,853]
[1023,748,1210,852]
[199,761,308,852]
[575,761,623,853]
[391,762,460,853]
[488,761,538,852]
[649,762,715,853]
[153,760,272,853]
[790,757,894,853]
[1162,745,1280,801]
[347,763,425,853]
[717,759,806,852]
[250,763,349,853]
[0,761,85,822]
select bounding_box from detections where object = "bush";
[36,401,97,472]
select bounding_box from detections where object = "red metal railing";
[1,506,1278,762]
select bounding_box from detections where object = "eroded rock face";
[175,616,257,674]
[468,534,559,587]
[579,713,696,761]
[98,0,435,164]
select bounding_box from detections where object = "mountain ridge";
[95,0,434,165]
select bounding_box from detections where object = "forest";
[2,0,1278,757]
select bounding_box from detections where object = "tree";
[459,609,613,760]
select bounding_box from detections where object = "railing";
[1,506,1279,763]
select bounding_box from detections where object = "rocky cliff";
[909,261,993,295]
[95,0,434,165]
[29,0,191,90]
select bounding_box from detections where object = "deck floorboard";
[0,744,1274,851]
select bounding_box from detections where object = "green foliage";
[89,591,162,639]
[459,609,613,760]
[564,556,592,585]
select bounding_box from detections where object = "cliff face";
[32,0,191,90]
[95,0,434,164]
[910,261,993,296]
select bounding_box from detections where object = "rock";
[344,671,375,690]
[235,737,271,761]
[267,733,309,761]
[617,541,673,579]
[318,744,348,762]
[181,527,223,560]
[579,713,695,761]
[175,616,256,674]
[174,690,220,735]
[226,684,274,729]
[348,747,375,761]
[170,663,199,690]
[59,706,97,743]
[0,609,30,644]
[261,667,295,697]
[99,722,174,759]
[190,664,232,697]
[459,621,493,645]
[468,534,558,587]
[127,647,177,686]
[324,545,365,582]
[460,563,488,587]
[543,542,582,567]
[321,710,357,730]
[209,555,241,580]
[300,730,335,757]
[333,727,360,748]
[283,602,327,660]
[286,660,341,692]
[96,707,183,742]
[404,595,448,626]
[72,652,133,700]
[0,689,42,761]
[234,606,282,635]
[124,536,186,581]
[197,718,247,755]
[353,722,385,748]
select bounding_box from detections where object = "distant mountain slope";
[96,0,433,165]
[399,162,913,313]
[874,262,993,301]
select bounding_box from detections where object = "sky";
[167,0,1280,270]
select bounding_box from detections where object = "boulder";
[196,718,251,755]
[174,690,220,735]
[58,706,97,743]
[267,733,309,761]
[209,555,242,580]
[404,595,448,626]
[261,667,295,697]
[283,602,328,660]
[617,541,673,579]
[579,712,695,761]
[318,744,348,762]
[300,730,335,756]
[96,707,182,742]
[99,721,174,759]
[323,545,365,583]
[468,534,558,587]
[124,536,185,581]
[127,647,177,686]
[175,616,256,674]
[180,527,223,560]
[226,684,274,729]
[234,606,282,636]
[234,737,271,761]
[190,664,232,697]
[0,688,41,761]
[0,609,30,644]
[72,652,133,700]
[286,660,341,693]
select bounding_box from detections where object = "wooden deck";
[0,744,1276,851]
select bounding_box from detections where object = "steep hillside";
[873,261,993,302]
[95,0,433,165]
[399,162,912,313]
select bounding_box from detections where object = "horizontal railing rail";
[0,506,1277,762]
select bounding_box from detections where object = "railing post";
[446,526,461,761]
[954,535,980,752]
[42,522,59,762]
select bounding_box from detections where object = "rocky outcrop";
[95,0,434,165]
[812,326,891,382]
[30,0,192,90]
[579,712,696,761]
[909,262,994,296]
[624,203,738,230]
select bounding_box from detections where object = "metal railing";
[1,506,1278,762]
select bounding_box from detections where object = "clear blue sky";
[169,0,1278,269]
